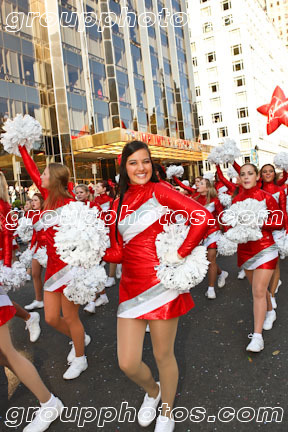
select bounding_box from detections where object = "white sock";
[208,286,214,290]
[253,332,263,339]
[40,393,56,407]
[267,310,274,316]
[100,294,108,299]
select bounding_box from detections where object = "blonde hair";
[0,172,9,202]
[75,184,92,201]
[195,179,217,205]
[44,163,72,210]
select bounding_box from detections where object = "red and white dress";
[19,146,74,293]
[232,186,282,270]
[94,193,113,212]
[104,181,212,320]
[30,212,47,262]
[194,195,225,249]
[0,199,16,326]
[261,182,288,231]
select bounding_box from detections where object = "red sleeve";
[277,171,288,186]
[233,161,241,174]
[154,183,212,258]
[263,194,283,231]
[216,165,237,193]
[18,146,48,199]
[103,200,123,263]
[0,202,12,267]
[278,190,288,232]
[172,176,195,194]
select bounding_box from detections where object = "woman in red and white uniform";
[172,176,200,197]
[94,180,114,212]
[18,146,89,380]
[259,164,288,312]
[0,172,41,343]
[231,164,282,353]
[194,178,228,299]
[24,193,46,311]
[104,141,211,432]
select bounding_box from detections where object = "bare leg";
[269,261,280,297]
[109,263,117,277]
[117,318,158,396]
[207,249,218,287]
[0,324,51,403]
[246,269,274,333]
[61,294,84,357]
[31,259,43,301]
[149,317,179,418]
[12,302,30,321]
[44,291,71,337]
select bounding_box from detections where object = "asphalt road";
[0,256,287,432]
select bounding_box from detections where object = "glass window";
[231,44,242,56]
[206,52,216,63]
[232,60,244,71]
[217,126,228,137]
[237,107,249,118]
[195,86,201,97]
[203,22,213,33]
[212,112,222,123]
[131,45,142,75]
[198,116,204,126]
[223,14,233,25]
[192,57,198,67]
[201,131,210,140]
[23,56,35,85]
[239,123,250,134]
[234,76,245,87]
[209,82,219,93]
[222,1,232,11]
[113,35,126,68]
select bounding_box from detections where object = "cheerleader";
[194,179,228,299]
[230,164,282,352]
[0,173,40,343]
[0,292,63,432]
[24,193,46,311]
[259,164,288,312]
[94,180,117,291]
[172,176,200,197]
[18,146,89,380]
[104,141,211,432]
[24,198,33,215]
[75,184,102,211]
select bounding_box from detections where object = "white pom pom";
[274,152,288,171]
[33,247,48,268]
[115,174,120,184]
[217,233,237,256]
[155,224,209,291]
[19,247,34,269]
[16,217,33,243]
[222,198,268,244]
[227,166,238,179]
[54,201,109,268]
[222,138,241,164]
[207,146,224,165]
[166,165,184,179]
[272,230,288,259]
[0,262,30,292]
[203,172,215,182]
[218,193,232,208]
[207,139,241,165]
[1,114,42,156]
[63,265,107,305]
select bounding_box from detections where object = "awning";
[72,128,211,162]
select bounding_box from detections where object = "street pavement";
[0,255,287,432]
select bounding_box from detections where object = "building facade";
[187,0,288,172]
[0,0,210,186]
[265,0,288,48]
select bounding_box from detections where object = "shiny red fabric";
[0,305,16,326]
[194,195,225,239]
[261,182,288,232]
[30,213,46,252]
[104,181,212,319]
[0,200,13,267]
[19,146,48,199]
[232,186,282,268]
[94,193,113,207]
[172,176,198,196]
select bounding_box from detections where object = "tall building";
[0,0,210,185]
[265,0,288,48]
[186,0,288,172]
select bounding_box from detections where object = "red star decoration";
[257,86,288,135]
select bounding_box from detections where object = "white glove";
[163,249,184,265]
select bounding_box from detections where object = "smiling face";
[75,187,89,202]
[126,148,152,185]
[32,195,41,210]
[261,165,275,183]
[95,183,106,195]
[40,167,50,188]
[240,164,259,189]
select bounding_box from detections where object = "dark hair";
[33,193,44,210]
[99,180,115,199]
[115,141,159,240]
[154,163,166,181]
[259,164,277,186]
[233,163,259,197]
